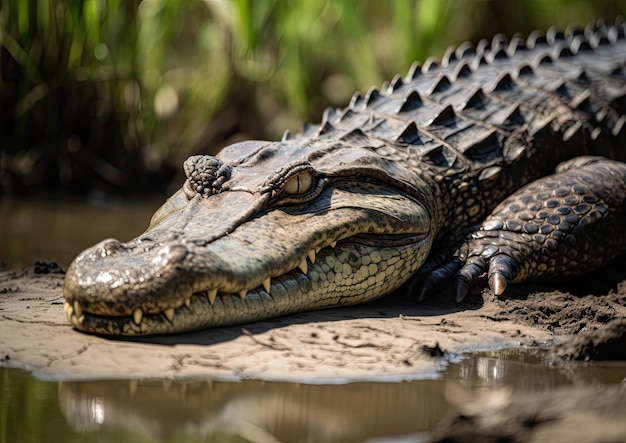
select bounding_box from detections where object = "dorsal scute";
[288,18,626,173]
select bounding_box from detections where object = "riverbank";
[1,259,624,381]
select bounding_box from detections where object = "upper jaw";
[64,232,430,335]
[63,181,432,334]
[62,234,343,334]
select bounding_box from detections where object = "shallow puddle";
[0,197,162,269]
[2,349,625,443]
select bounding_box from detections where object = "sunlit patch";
[96,272,113,284]
[92,398,105,425]
[151,255,164,266]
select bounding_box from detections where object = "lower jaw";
[70,240,429,336]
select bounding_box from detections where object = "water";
[2,349,625,443]
[0,197,162,269]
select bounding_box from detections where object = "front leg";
[419,156,626,302]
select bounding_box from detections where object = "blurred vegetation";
[0,0,625,195]
[0,368,203,443]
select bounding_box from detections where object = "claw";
[416,259,463,302]
[454,260,485,302]
[489,272,508,295]
[454,278,470,303]
[417,280,434,303]
[488,254,518,295]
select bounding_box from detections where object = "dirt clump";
[547,318,626,362]
[430,385,626,443]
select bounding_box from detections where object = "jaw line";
[68,233,430,336]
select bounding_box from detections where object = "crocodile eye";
[283,171,314,195]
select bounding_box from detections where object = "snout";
[63,238,192,316]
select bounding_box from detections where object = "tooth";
[73,301,83,318]
[77,315,85,326]
[239,290,247,300]
[208,289,218,304]
[298,257,308,274]
[184,298,191,308]
[64,302,73,320]
[263,277,271,293]
[308,249,316,264]
[164,308,175,321]
[133,308,143,325]
[330,241,337,248]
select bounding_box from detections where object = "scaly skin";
[64,20,626,335]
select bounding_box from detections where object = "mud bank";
[1,258,625,381]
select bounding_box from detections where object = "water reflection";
[0,197,161,269]
[57,377,448,442]
[2,350,625,443]
[455,349,626,390]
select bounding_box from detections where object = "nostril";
[97,238,125,256]
[138,236,158,252]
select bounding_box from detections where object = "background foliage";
[1,0,625,195]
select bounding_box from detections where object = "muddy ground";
[1,258,625,441]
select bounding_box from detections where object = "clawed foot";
[414,237,523,303]
[412,157,626,304]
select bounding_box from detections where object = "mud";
[430,384,626,443]
[1,257,625,380]
[547,317,626,362]
[1,258,625,441]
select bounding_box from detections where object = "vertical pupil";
[284,172,313,195]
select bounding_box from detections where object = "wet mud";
[1,257,625,441]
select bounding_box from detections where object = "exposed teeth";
[73,301,83,318]
[133,308,143,325]
[298,257,308,274]
[64,302,73,320]
[141,241,341,321]
[164,308,175,321]
[208,288,218,304]
[77,315,85,326]
[263,277,271,293]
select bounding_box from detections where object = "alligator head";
[63,135,438,335]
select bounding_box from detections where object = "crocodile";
[63,20,626,335]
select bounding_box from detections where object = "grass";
[0,0,624,194]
